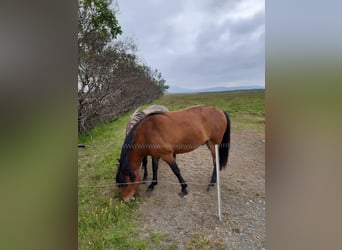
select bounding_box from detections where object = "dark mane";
[116,112,167,185]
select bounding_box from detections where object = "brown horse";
[126,105,169,182]
[116,105,231,201]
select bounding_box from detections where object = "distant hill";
[166,86,194,93]
[167,85,264,94]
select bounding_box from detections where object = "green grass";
[78,114,149,249]
[78,90,264,249]
[143,90,265,132]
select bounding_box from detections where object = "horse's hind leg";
[162,154,188,196]
[147,157,159,192]
[208,163,217,189]
[206,141,217,190]
[142,156,148,182]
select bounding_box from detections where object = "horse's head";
[116,160,141,201]
[120,179,140,201]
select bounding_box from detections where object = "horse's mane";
[116,112,167,185]
[126,105,169,135]
[116,126,136,186]
[126,109,146,135]
[143,105,169,114]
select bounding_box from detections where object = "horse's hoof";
[146,186,154,193]
[178,192,186,198]
[207,184,214,191]
[178,190,188,198]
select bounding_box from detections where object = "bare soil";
[137,128,265,249]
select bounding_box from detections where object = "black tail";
[219,112,230,170]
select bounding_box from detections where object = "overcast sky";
[115,0,264,90]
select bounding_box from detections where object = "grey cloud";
[117,0,264,89]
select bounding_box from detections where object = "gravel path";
[137,128,265,249]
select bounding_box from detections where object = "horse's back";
[169,105,226,129]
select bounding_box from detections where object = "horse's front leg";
[142,156,148,182]
[147,157,159,192]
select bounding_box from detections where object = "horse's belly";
[173,143,203,154]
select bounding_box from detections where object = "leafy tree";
[78,0,168,132]
[78,0,122,47]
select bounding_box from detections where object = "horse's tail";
[219,111,230,170]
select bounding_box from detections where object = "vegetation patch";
[78,90,264,249]
[185,232,210,250]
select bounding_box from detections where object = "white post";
[215,144,222,222]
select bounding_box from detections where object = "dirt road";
[137,128,265,249]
